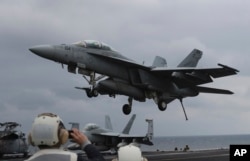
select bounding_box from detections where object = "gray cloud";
[0,0,249,136]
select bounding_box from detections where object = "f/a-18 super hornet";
[68,114,153,151]
[29,40,239,118]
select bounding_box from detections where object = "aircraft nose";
[29,45,55,60]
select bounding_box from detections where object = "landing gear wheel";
[92,89,98,97]
[86,89,93,98]
[122,104,131,115]
[85,89,98,98]
[158,100,167,111]
[23,152,28,158]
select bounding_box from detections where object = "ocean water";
[27,134,250,154]
[141,134,250,151]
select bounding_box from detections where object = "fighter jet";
[68,114,153,151]
[29,40,239,118]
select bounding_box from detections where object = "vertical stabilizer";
[177,49,202,67]
[69,122,80,130]
[105,115,113,130]
[145,119,153,140]
[152,56,167,67]
[122,114,136,134]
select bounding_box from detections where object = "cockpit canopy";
[73,40,116,51]
[84,123,100,131]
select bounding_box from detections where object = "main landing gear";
[76,71,106,98]
[85,88,98,98]
[75,87,99,98]
[122,97,133,115]
[157,98,188,121]
[157,100,167,111]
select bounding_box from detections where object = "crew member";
[112,144,148,161]
[26,113,105,161]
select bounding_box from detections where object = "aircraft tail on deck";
[152,56,167,67]
[145,119,153,140]
[105,115,113,130]
[122,114,136,134]
[177,49,202,67]
[69,122,80,130]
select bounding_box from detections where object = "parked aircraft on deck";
[0,122,28,158]
[68,114,153,151]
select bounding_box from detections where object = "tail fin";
[145,119,153,140]
[177,49,202,67]
[105,115,113,130]
[69,122,80,130]
[122,114,136,134]
[152,56,167,67]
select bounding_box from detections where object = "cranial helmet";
[29,113,69,147]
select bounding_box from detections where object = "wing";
[151,63,239,85]
[93,133,153,145]
[198,64,239,78]
[87,51,150,70]
[118,134,153,145]
[93,132,120,137]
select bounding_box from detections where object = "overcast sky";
[0,0,250,137]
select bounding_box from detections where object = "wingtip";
[218,63,239,73]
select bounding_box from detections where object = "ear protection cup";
[59,129,69,145]
[28,132,35,146]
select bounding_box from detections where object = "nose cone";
[29,45,55,60]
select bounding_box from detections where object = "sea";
[27,134,250,154]
[140,134,250,151]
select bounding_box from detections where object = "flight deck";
[2,149,229,161]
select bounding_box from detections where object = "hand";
[70,128,88,146]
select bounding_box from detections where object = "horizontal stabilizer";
[75,87,89,90]
[197,86,233,94]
